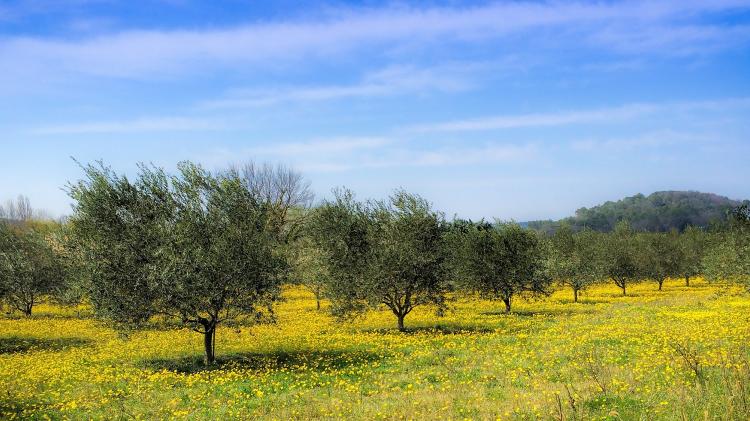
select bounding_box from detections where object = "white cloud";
[2,1,749,79]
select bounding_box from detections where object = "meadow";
[1,279,749,420]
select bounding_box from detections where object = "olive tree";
[703,205,750,289]
[679,225,706,287]
[67,162,285,364]
[309,189,449,331]
[549,225,605,302]
[638,231,684,291]
[453,221,550,313]
[289,236,330,310]
[0,222,60,315]
[604,221,639,296]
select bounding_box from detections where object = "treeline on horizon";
[1,160,749,365]
[527,190,748,234]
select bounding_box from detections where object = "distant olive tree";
[638,231,684,291]
[0,222,60,315]
[679,226,706,287]
[453,221,551,312]
[309,189,449,331]
[289,236,330,310]
[67,161,285,364]
[604,221,639,296]
[549,225,605,302]
[703,205,750,289]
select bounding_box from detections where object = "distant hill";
[527,191,747,233]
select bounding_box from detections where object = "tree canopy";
[0,222,61,315]
[67,161,285,364]
[309,189,449,330]
[451,221,551,312]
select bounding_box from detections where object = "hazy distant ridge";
[526,191,747,233]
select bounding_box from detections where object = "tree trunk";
[23,303,32,316]
[573,288,579,303]
[621,285,626,296]
[314,289,322,310]
[503,297,512,313]
[658,279,664,291]
[203,325,216,365]
[685,275,690,287]
[397,314,406,332]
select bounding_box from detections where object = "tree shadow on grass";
[359,324,496,335]
[554,298,611,305]
[480,307,596,317]
[0,396,61,419]
[140,348,386,375]
[0,336,92,354]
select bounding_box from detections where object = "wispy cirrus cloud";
[28,116,224,135]
[570,129,723,152]
[406,98,750,133]
[202,64,478,108]
[2,1,749,80]
[230,134,538,173]
[247,137,391,156]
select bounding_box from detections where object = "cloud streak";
[29,116,224,135]
[234,135,538,173]
[202,64,476,108]
[406,98,750,133]
[2,1,749,79]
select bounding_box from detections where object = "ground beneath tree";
[1,280,749,419]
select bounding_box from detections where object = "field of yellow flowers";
[1,279,749,420]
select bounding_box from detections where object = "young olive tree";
[0,223,60,316]
[638,231,684,291]
[549,225,605,302]
[679,225,706,287]
[67,162,285,364]
[289,236,330,310]
[454,222,551,313]
[604,221,639,296]
[309,189,449,331]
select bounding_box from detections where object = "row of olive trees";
[547,222,709,301]
[547,216,750,302]
[299,193,749,331]
[1,160,748,365]
[299,189,552,331]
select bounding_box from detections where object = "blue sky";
[1,0,750,220]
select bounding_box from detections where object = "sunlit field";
[2,279,749,420]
